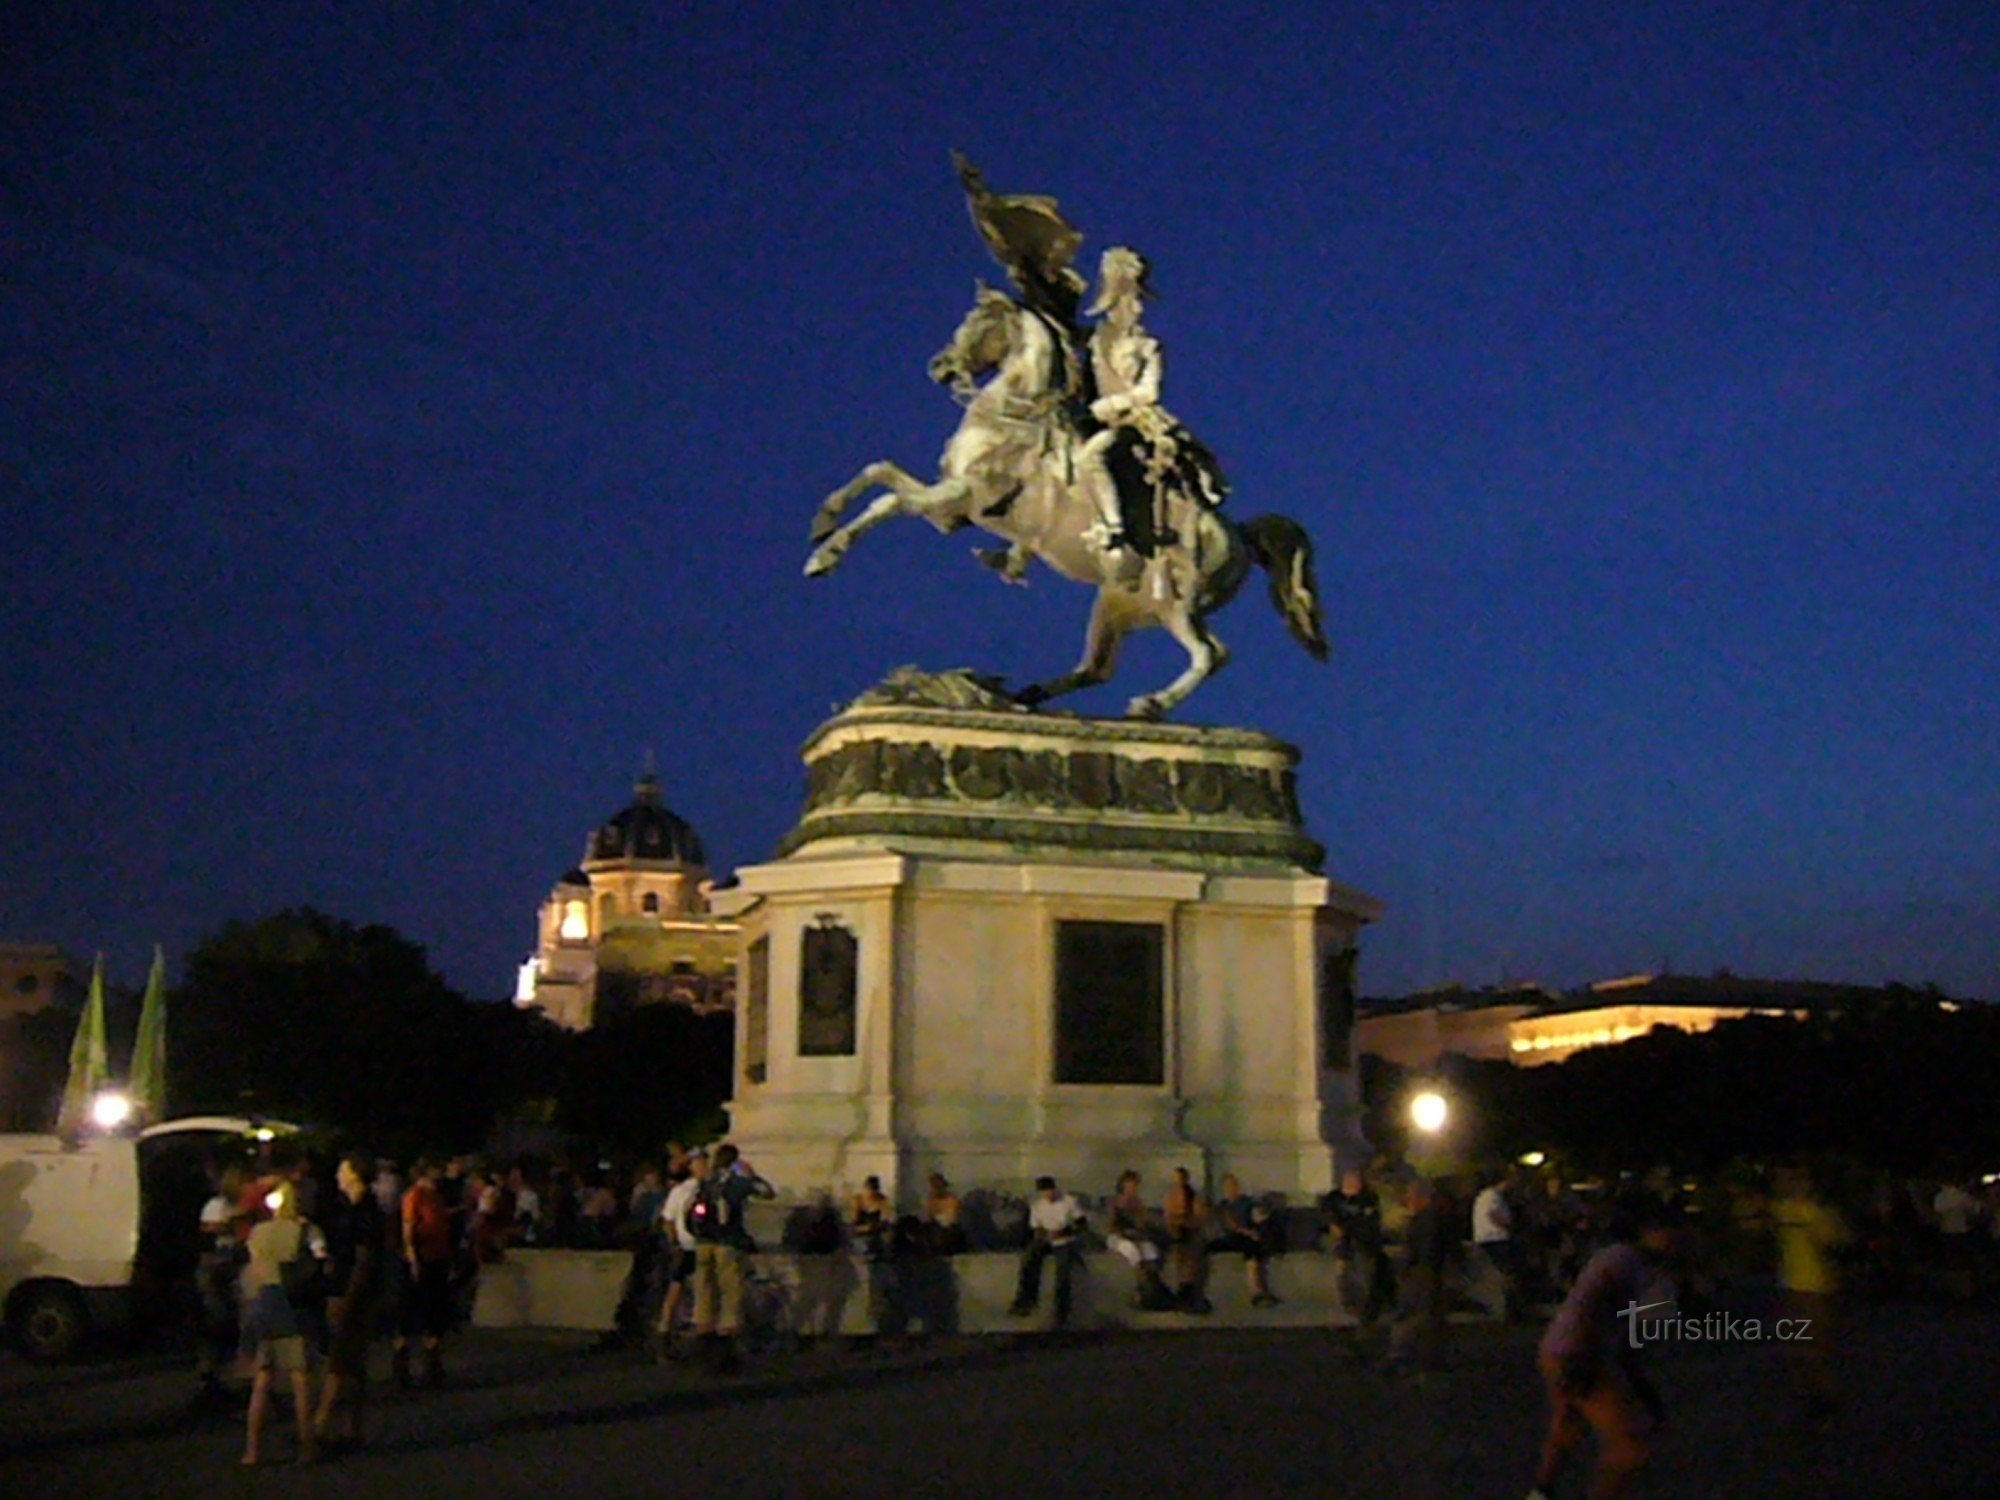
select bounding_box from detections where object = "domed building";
[514,771,738,1030]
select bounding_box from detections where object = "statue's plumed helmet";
[1089,246,1154,314]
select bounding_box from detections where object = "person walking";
[1326,1168,1394,1357]
[1772,1162,1847,1427]
[313,1156,386,1450]
[1526,1203,1678,1500]
[1386,1177,1452,1377]
[653,1148,706,1359]
[394,1158,454,1388]
[1474,1167,1525,1322]
[606,1164,667,1348]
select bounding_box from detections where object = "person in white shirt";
[1934,1178,1978,1300]
[195,1165,245,1398]
[1009,1176,1086,1326]
[372,1161,403,1220]
[509,1168,542,1246]
[1933,1180,1974,1236]
[1473,1167,1524,1322]
[653,1150,706,1358]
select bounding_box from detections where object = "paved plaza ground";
[1,1302,1993,1499]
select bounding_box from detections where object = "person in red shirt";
[393,1158,454,1388]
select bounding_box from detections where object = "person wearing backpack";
[687,1143,775,1373]
[240,1183,324,1466]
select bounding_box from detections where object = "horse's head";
[928,282,1021,391]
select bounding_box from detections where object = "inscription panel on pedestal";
[1054,920,1164,1085]
[798,917,858,1056]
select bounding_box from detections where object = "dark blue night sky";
[5,3,1996,1001]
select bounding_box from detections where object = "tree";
[172,908,547,1153]
[0,1004,77,1132]
[556,1003,733,1157]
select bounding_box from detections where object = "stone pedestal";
[717,671,1380,1209]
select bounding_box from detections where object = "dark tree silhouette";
[1364,998,2000,1174]
[557,1003,733,1156]
[172,908,550,1152]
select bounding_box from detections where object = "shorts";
[666,1246,694,1286]
[1108,1233,1161,1266]
[1539,1349,1652,1463]
[241,1282,302,1346]
[1210,1230,1270,1261]
[252,1334,310,1374]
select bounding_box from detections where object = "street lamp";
[1409,1089,1448,1135]
[90,1090,133,1131]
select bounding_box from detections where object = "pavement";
[1,1301,1994,1498]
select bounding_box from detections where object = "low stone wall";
[471,1246,1509,1335]
[472,1249,633,1332]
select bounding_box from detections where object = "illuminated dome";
[585,771,706,868]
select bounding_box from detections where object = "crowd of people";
[189,1135,803,1464]
[194,1145,421,1464]
[184,1133,1999,1485]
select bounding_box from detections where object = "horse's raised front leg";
[809,460,922,546]
[1128,608,1229,719]
[1016,589,1130,708]
[804,465,967,577]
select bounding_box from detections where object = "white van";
[0,1116,283,1359]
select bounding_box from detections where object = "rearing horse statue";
[805,285,1328,719]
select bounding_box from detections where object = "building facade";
[514,772,738,1030]
[0,943,81,1022]
[1352,972,1935,1070]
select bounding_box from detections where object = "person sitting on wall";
[1163,1167,1212,1314]
[1209,1173,1282,1307]
[924,1173,966,1255]
[852,1175,892,1260]
[1106,1170,1173,1310]
[1009,1176,1088,1327]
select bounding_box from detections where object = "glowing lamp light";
[90,1091,133,1130]
[1519,1150,1548,1168]
[1410,1090,1448,1134]
[253,1127,276,1143]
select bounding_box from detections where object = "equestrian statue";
[805,153,1329,720]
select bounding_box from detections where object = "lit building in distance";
[1354,971,1952,1070]
[514,772,738,1030]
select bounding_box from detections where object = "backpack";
[687,1175,727,1243]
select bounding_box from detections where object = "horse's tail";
[1239,514,1330,662]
